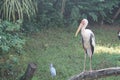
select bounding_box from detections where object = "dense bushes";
[0,0,120,28]
[0,20,25,53]
[35,0,120,27]
[0,20,25,79]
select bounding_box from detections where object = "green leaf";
[88,12,98,21]
[1,45,10,52]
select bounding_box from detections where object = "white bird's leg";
[83,53,87,72]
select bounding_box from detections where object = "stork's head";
[75,19,88,37]
[82,19,88,26]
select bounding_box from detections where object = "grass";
[20,25,120,80]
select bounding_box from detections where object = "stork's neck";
[81,25,87,32]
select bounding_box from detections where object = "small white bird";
[50,64,56,77]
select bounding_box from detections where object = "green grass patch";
[20,25,120,80]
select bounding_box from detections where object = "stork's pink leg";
[90,56,92,72]
[83,53,87,72]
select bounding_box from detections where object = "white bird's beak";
[75,23,83,37]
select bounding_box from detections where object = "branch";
[113,7,120,20]
[69,67,120,80]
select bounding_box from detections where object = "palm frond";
[0,0,38,22]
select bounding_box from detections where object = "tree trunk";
[69,67,120,80]
[20,63,37,80]
[113,7,120,20]
[61,0,66,15]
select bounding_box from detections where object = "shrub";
[0,20,25,79]
[0,20,25,53]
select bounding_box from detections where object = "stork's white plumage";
[75,19,95,72]
[50,64,56,77]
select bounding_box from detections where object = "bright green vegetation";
[20,25,120,80]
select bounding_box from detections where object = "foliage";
[33,0,120,28]
[0,20,25,79]
[0,55,20,80]
[0,20,25,53]
[64,0,120,25]
[0,0,120,28]
[36,0,64,27]
[0,0,38,22]
[22,20,39,34]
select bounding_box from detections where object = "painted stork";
[75,19,95,72]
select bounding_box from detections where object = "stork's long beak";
[75,23,82,37]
